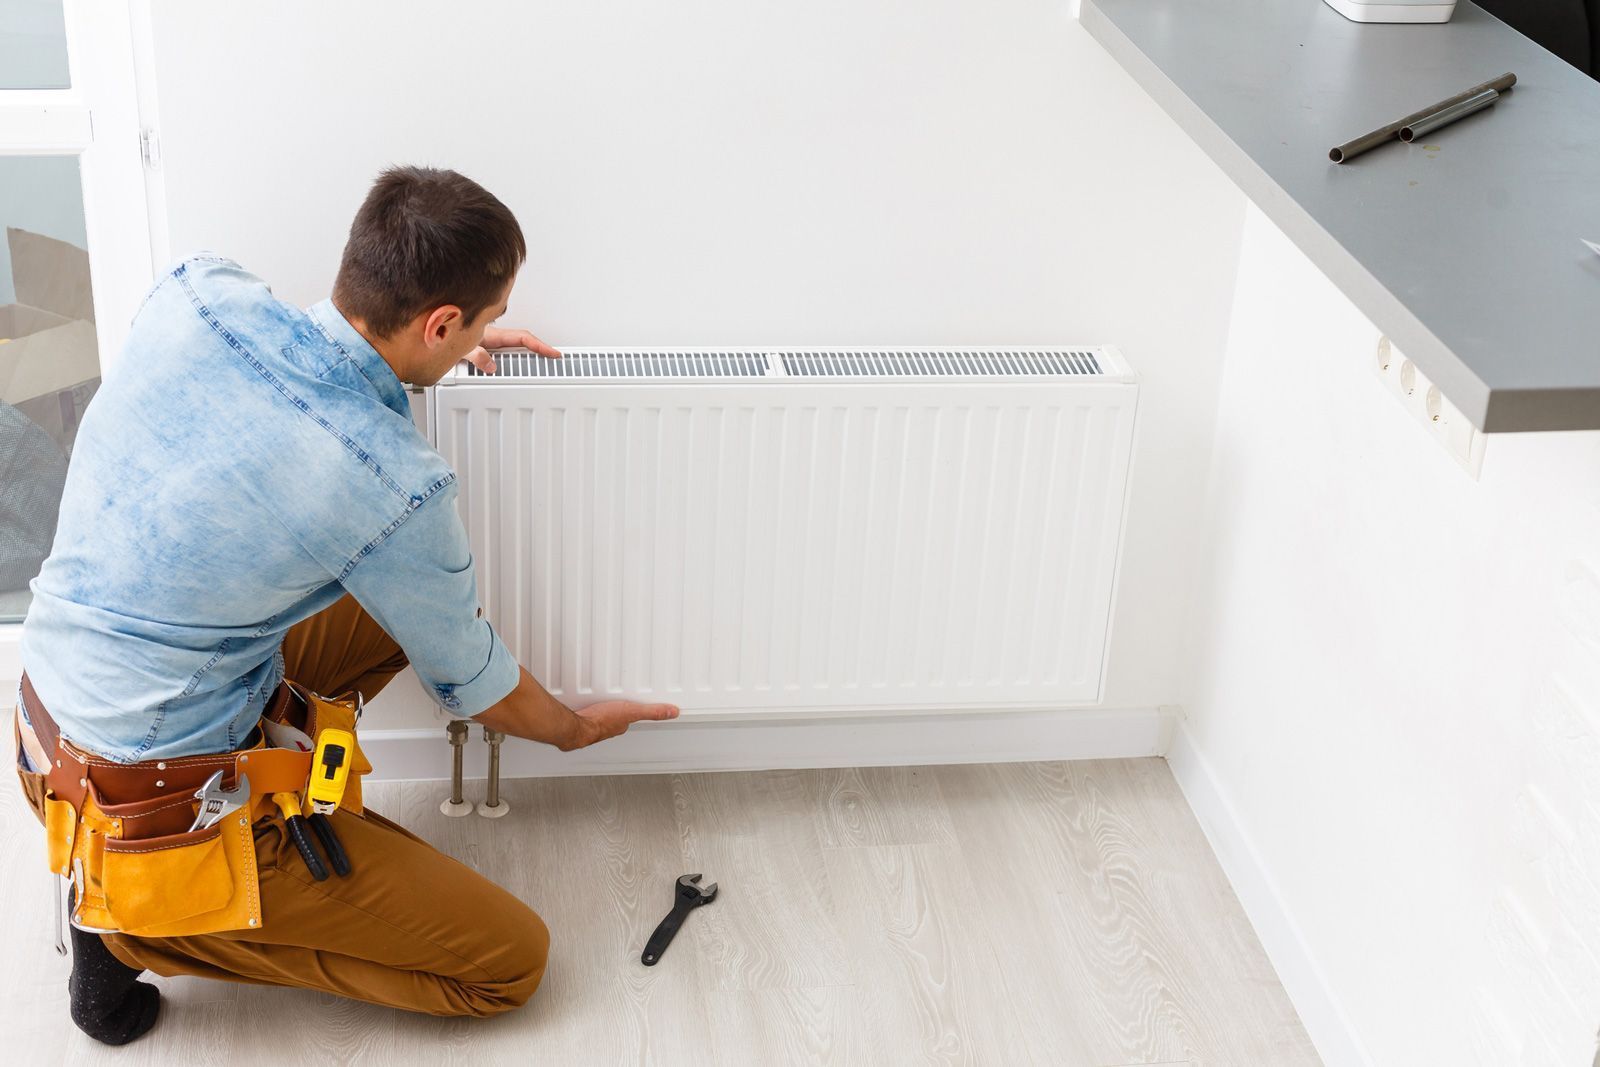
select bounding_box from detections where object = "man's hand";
[564,700,681,750]
[467,327,561,375]
[474,668,680,751]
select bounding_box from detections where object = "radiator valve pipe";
[478,727,510,818]
[440,719,473,817]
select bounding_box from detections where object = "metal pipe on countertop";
[1400,88,1500,141]
[1329,72,1516,163]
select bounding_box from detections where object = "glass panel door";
[0,154,97,621]
[0,1,152,633]
[0,0,69,89]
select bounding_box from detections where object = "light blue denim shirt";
[18,255,519,763]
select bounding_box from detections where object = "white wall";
[1178,202,1600,1066]
[145,0,1247,732]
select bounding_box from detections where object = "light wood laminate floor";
[1,758,1320,1066]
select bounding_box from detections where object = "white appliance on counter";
[1323,0,1457,22]
[424,347,1139,717]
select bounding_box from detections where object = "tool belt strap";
[21,672,313,824]
[22,672,370,938]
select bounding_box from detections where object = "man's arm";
[337,478,678,745]
[472,666,678,750]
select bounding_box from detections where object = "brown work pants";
[20,593,549,1018]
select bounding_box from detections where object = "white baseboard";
[1165,722,1373,1067]
[361,704,1173,782]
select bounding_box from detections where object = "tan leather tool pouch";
[25,680,366,938]
[286,683,373,815]
[44,793,76,875]
[72,788,262,937]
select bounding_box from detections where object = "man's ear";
[421,305,463,349]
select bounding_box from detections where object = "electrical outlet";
[1374,336,1486,478]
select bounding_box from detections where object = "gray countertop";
[1081,0,1600,432]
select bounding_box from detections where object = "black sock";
[66,888,161,1046]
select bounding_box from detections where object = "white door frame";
[0,0,159,686]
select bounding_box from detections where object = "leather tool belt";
[19,672,372,937]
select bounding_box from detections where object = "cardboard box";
[0,226,100,457]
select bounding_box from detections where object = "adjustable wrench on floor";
[641,873,718,966]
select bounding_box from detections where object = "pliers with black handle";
[272,792,350,880]
[273,792,326,880]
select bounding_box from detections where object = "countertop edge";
[1075,0,1575,433]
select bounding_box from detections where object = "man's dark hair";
[333,166,526,338]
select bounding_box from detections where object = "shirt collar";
[306,298,411,418]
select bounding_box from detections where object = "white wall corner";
[1155,702,1182,754]
[1165,723,1375,1067]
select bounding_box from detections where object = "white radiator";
[427,348,1138,715]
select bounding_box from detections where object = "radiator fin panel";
[439,379,1137,711]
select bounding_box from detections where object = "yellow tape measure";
[306,728,356,815]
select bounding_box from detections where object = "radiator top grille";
[781,349,1102,377]
[453,347,1115,382]
[466,351,771,379]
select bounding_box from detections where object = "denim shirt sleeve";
[339,480,520,718]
